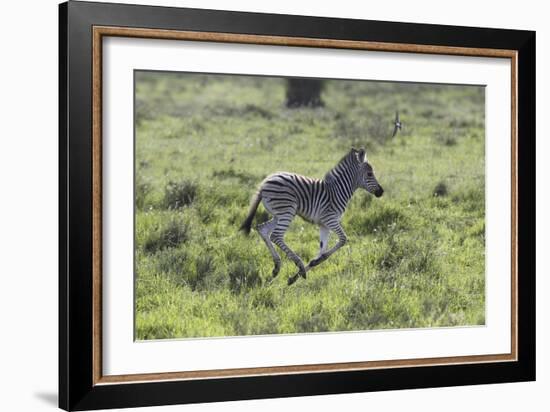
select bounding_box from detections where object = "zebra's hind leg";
[257,218,282,278]
[270,215,307,285]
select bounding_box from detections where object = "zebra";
[240,148,384,285]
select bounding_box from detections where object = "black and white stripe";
[240,148,383,285]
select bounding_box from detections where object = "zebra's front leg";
[305,225,330,271]
[257,218,282,278]
[307,222,347,269]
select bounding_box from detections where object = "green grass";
[134,71,485,340]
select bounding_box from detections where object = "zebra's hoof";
[299,270,307,279]
[287,276,298,286]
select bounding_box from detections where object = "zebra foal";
[240,148,384,285]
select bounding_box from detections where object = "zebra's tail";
[240,191,262,235]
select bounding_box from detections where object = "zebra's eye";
[367,172,373,177]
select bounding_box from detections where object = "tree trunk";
[285,79,324,108]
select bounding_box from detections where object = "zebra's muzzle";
[374,187,384,197]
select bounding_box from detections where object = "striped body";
[261,173,329,225]
[241,148,383,285]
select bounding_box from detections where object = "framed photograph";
[59,1,535,410]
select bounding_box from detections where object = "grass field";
[134,71,485,340]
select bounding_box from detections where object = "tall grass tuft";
[228,261,262,293]
[164,180,198,209]
[144,218,189,254]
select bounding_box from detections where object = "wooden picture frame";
[59,1,535,410]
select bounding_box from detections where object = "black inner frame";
[59,1,535,411]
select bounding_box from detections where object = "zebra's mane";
[323,150,359,183]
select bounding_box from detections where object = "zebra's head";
[354,148,384,198]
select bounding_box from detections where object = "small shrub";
[164,180,198,209]
[144,218,188,253]
[433,181,448,197]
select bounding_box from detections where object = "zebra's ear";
[357,148,366,162]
